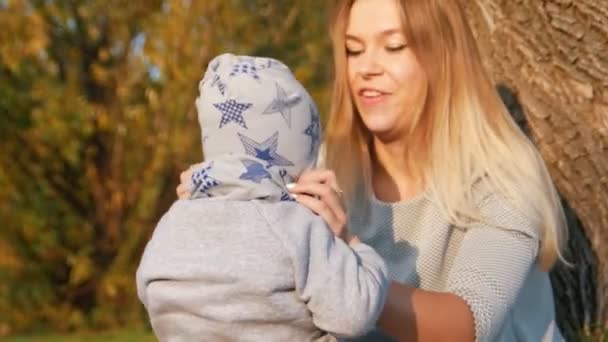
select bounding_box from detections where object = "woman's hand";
[287,169,356,244]
[175,163,202,199]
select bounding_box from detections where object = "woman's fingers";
[180,168,193,185]
[298,168,339,190]
[292,193,345,237]
[176,163,200,199]
[292,169,345,207]
[288,169,347,238]
[176,183,190,199]
[288,182,345,220]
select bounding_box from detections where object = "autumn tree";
[0,0,330,334]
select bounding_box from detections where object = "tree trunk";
[464,0,608,339]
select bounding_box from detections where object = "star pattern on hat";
[213,99,252,129]
[278,168,293,185]
[210,74,227,96]
[238,132,294,167]
[261,58,277,69]
[229,57,260,81]
[255,57,287,71]
[280,191,295,202]
[239,160,272,183]
[192,162,221,196]
[211,59,221,72]
[304,104,321,157]
[263,83,302,128]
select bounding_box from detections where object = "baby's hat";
[195,53,321,180]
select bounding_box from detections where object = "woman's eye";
[346,48,363,56]
[386,45,406,52]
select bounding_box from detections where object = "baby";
[136,53,388,341]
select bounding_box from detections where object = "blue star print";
[303,104,320,157]
[211,59,220,72]
[192,162,221,196]
[256,57,286,71]
[229,57,260,81]
[263,83,302,128]
[239,160,272,183]
[280,191,295,202]
[238,132,294,167]
[278,168,293,185]
[210,74,227,96]
[213,99,252,129]
[261,58,277,69]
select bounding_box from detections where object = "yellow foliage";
[0,0,332,334]
[0,1,48,71]
[0,239,22,271]
[68,253,95,287]
[91,63,110,85]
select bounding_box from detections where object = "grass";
[4,329,156,342]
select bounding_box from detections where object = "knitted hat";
[196,53,321,179]
[190,53,321,200]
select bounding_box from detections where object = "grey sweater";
[136,198,388,342]
[345,190,563,342]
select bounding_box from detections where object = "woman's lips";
[358,88,390,106]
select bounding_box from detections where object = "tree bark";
[464,0,608,338]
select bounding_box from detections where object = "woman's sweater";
[345,190,563,342]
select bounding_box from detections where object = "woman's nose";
[358,50,383,78]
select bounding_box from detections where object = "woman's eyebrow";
[346,28,403,41]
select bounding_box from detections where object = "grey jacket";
[136,198,388,342]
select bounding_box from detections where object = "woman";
[178,0,566,341]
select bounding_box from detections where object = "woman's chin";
[362,119,399,137]
[364,122,410,144]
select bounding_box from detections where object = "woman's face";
[346,0,428,143]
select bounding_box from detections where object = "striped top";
[345,190,564,342]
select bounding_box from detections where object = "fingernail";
[286,183,296,190]
[291,194,298,199]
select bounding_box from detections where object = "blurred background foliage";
[0,0,331,335]
[2,0,606,340]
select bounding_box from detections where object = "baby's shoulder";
[160,198,266,227]
[253,200,318,226]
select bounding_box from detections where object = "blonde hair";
[325,0,566,270]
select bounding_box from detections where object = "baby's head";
[195,53,321,181]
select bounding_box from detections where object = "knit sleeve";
[446,194,540,342]
[256,202,389,338]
